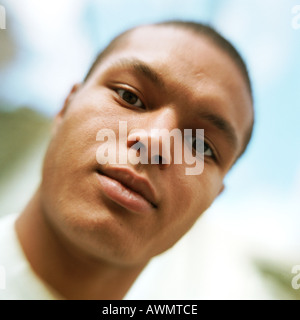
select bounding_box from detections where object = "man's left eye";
[191,137,214,158]
[116,89,145,109]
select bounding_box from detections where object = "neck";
[15,188,146,300]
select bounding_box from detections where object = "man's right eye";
[116,89,145,109]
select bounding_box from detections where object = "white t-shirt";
[0,213,61,300]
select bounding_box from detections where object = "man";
[0,21,254,300]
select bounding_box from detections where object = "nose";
[127,130,172,168]
[127,109,178,168]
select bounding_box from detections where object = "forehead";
[91,25,253,157]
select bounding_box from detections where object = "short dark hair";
[84,20,254,159]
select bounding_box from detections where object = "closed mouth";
[96,167,158,209]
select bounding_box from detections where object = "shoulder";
[0,213,60,300]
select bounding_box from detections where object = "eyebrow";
[108,58,165,88]
[197,111,238,151]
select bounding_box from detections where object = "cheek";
[157,168,223,245]
[46,92,119,165]
[170,169,221,215]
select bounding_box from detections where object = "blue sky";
[1,0,299,248]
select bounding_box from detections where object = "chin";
[49,202,153,266]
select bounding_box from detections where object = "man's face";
[41,26,253,266]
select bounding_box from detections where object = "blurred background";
[0,0,299,299]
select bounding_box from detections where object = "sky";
[0,0,299,264]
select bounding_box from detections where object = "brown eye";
[116,89,145,109]
[204,142,213,157]
[191,137,214,158]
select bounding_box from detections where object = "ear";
[58,83,81,119]
[217,183,225,197]
[52,83,81,134]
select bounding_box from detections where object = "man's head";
[40,21,254,267]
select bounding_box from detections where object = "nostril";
[129,140,146,157]
[152,155,164,165]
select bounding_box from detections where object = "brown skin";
[16,25,253,300]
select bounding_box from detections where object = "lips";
[96,167,158,213]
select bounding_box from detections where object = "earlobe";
[59,83,81,118]
[52,83,81,135]
[218,184,225,197]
